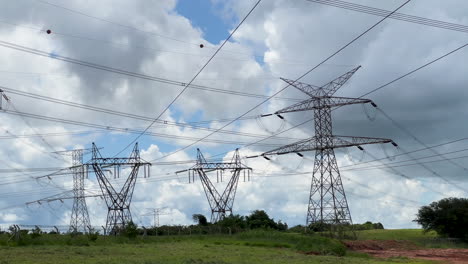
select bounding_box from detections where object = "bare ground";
[344,240,468,264]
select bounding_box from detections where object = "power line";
[0,41,302,102]
[306,0,468,34]
[342,153,468,172]
[32,0,255,56]
[0,19,355,68]
[150,0,413,162]
[0,86,303,141]
[115,0,263,156]
[205,39,468,166]
[1,109,292,147]
[377,108,468,172]
[340,137,468,168]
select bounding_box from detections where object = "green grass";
[0,231,435,264]
[355,229,468,249]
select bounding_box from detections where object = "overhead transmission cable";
[306,0,468,34]
[0,86,303,140]
[207,38,468,176]
[114,0,263,156]
[0,19,352,68]
[0,40,303,102]
[32,0,256,56]
[340,137,468,168]
[1,108,287,147]
[149,0,413,162]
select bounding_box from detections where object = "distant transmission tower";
[179,149,252,223]
[0,89,9,110]
[87,142,151,235]
[54,149,92,233]
[143,207,169,227]
[252,66,397,225]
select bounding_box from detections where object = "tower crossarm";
[331,135,396,149]
[26,191,104,205]
[274,96,374,114]
[190,162,251,170]
[320,65,361,95]
[257,135,396,156]
[89,157,151,166]
[260,136,319,156]
[280,66,361,97]
[280,78,322,98]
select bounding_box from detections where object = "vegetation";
[355,229,468,249]
[415,197,468,241]
[0,230,433,264]
[1,209,464,263]
[309,221,384,232]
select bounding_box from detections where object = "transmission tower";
[143,207,169,227]
[87,142,150,235]
[179,149,252,223]
[252,66,397,225]
[53,149,92,233]
[0,89,9,110]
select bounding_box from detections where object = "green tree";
[31,226,42,239]
[246,210,277,229]
[217,214,246,228]
[192,214,208,226]
[123,221,138,239]
[415,197,468,240]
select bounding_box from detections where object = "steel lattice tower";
[256,66,397,225]
[88,143,151,235]
[179,149,252,223]
[69,150,91,233]
[53,149,92,233]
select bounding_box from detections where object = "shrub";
[415,197,468,241]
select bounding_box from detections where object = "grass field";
[355,229,468,249]
[0,230,440,264]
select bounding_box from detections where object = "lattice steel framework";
[88,143,151,235]
[258,66,397,225]
[51,149,92,233]
[182,149,252,223]
[69,150,91,233]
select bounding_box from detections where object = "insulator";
[263,156,271,161]
[371,102,377,107]
[296,153,304,157]
[276,114,285,120]
[357,146,364,151]
[391,142,398,147]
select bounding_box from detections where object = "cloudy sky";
[0,0,467,231]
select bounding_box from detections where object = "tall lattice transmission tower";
[179,149,252,223]
[252,66,397,225]
[87,142,150,235]
[54,149,92,233]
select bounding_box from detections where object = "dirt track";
[344,240,468,264]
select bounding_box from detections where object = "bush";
[30,226,42,239]
[192,214,208,226]
[246,210,277,229]
[415,197,468,241]
[123,222,139,239]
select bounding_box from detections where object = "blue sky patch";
[175,0,230,44]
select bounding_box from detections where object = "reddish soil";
[344,240,468,264]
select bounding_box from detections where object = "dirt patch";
[345,240,468,264]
